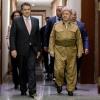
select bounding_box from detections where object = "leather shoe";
[68,91,73,96]
[75,87,77,90]
[21,92,26,96]
[29,94,34,98]
[29,93,37,98]
[29,90,36,98]
[57,86,62,93]
[14,85,18,89]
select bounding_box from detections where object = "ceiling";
[17,0,54,7]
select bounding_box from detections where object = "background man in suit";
[71,10,89,88]
[10,2,40,98]
[40,17,50,80]
[44,6,62,80]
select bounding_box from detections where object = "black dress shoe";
[29,94,34,98]
[57,86,62,93]
[45,77,51,81]
[29,90,36,98]
[14,85,19,90]
[21,92,26,96]
[75,87,77,90]
[46,74,52,81]
[68,91,73,96]
[29,93,37,98]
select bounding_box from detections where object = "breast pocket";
[68,29,77,39]
[56,30,64,33]
[56,30,65,39]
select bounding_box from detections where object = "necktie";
[25,18,31,34]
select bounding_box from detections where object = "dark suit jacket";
[10,16,40,56]
[40,25,46,48]
[44,16,57,47]
[77,21,89,49]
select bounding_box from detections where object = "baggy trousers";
[54,47,77,92]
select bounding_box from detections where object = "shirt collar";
[62,20,71,25]
[72,21,77,24]
[56,16,62,21]
[23,16,31,20]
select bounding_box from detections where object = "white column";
[67,0,81,19]
[2,0,10,79]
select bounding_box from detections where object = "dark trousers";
[17,47,36,94]
[77,56,84,81]
[49,56,54,75]
[42,50,49,73]
[11,56,19,86]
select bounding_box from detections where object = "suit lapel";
[20,16,36,35]
[20,16,29,35]
[30,17,36,35]
[54,16,57,23]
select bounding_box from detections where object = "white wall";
[2,0,10,78]
[67,0,81,20]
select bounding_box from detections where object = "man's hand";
[84,49,89,55]
[78,53,82,58]
[44,47,48,52]
[37,52,41,59]
[50,52,54,57]
[11,50,17,58]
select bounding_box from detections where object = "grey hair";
[61,7,72,14]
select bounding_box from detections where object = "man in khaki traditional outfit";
[49,8,83,96]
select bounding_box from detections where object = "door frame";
[31,10,46,27]
[97,0,100,93]
[80,0,95,84]
[0,0,2,84]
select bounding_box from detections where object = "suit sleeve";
[82,23,89,49]
[10,19,17,51]
[39,26,45,47]
[44,18,52,47]
[36,19,41,51]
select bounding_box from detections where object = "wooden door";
[80,0,95,84]
[98,0,100,93]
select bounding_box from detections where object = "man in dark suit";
[44,6,62,80]
[10,2,40,98]
[71,10,89,88]
[40,17,50,80]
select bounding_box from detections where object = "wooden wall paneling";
[98,0,100,93]
[80,0,95,84]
